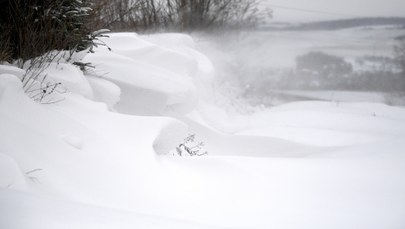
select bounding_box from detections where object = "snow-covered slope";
[1,32,405,229]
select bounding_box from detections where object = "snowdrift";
[1,32,405,229]
[83,33,207,116]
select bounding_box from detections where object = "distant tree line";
[395,37,405,79]
[265,17,405,31]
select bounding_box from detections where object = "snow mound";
[110,33,198,77]
[153,120,188,155]
[84,33,203,116]
[0,65,25,79]
[141,33,216,84]
[0,74,23,95]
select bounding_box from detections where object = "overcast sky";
[263,0,405,22]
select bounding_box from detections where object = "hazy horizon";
[263,0,405,22]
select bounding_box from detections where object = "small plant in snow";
[22,54,67,104]
[73,61,95,71]
[26,76,66,104]
[175,134,208,157]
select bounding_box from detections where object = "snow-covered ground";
[1,31,405,229]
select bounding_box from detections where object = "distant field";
[270,90,386,102]
[200,25,405,69]
[197,25,405,106]
[265,17,405,31]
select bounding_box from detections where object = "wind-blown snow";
[1,32,405,229]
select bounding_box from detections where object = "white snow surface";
[1,32,405,229]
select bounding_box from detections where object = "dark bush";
[0,0,94,63]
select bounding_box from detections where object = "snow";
[1,30,405,229]
[0,153,27,191]
[0,65,25,79]
[0,189,221,229]
[86,75,121,109]
[61,135,84,150]
[83,33,199,116]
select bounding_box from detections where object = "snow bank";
[0,65,25,79]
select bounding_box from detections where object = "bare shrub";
[91,0,269,32]
[175,134,208,156]
[0,31,12,62]
[166,0,267,31]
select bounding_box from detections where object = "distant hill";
[264,17,405,31]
